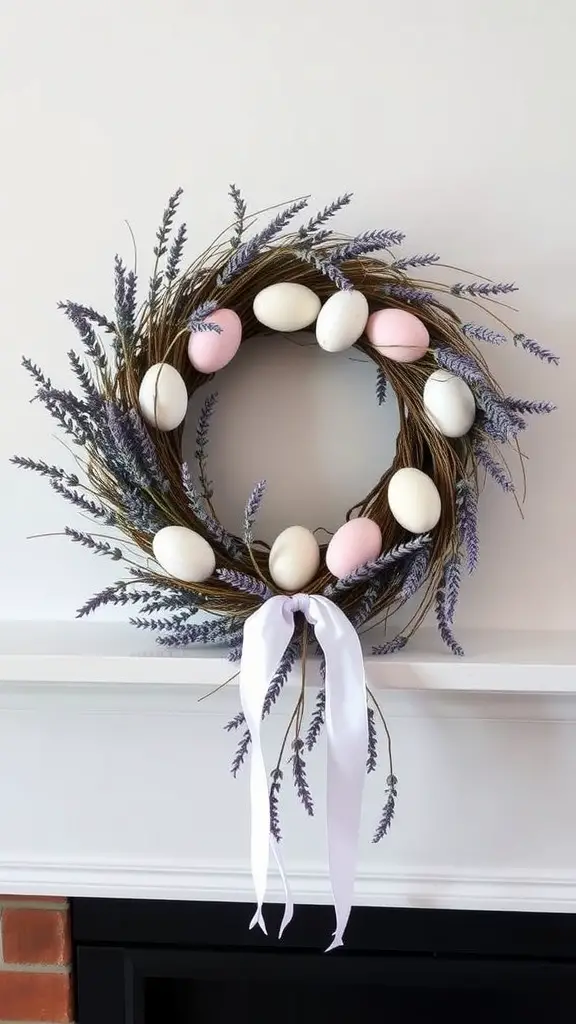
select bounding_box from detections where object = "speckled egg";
[366,308,429,363]
[326,517,383,579]
[253,283,321,332]
[188,308,242,374]
[138,363,188,432]
[387,468,441,534]
[268,525,320,591]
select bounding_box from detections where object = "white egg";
[268,525,320,591]
[315,290,369,352]
[139,363,188,432]
[152,526,215,583]
[388,468,441,534]
[423,369,476,438]
[253,283,321,332]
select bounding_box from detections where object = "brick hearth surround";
[0,897,73,1023]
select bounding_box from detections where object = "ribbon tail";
[270,838,294,938]
[239,597,296,935]
[308,595,368,951]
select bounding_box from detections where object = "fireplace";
[72,898,576,1021]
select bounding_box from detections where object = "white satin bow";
[238,592,368,950]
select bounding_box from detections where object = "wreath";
[14,187,556,946]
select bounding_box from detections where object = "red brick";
[2,908,71,966]
[0,971,72,1021]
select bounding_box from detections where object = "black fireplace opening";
[72,898,576,1022]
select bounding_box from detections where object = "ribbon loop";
[238,592,368,948]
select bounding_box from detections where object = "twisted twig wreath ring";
[14,187,556,946]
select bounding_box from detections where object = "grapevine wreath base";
[14,188,556,946]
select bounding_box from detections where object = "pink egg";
[366,308,429,363]
[326,518,383,579]
[188,308,242,373]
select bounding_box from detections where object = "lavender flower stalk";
[451,281,518,298]
[64,527,123,561]
[397,549,429,601]
[305,685,326,752]
[328,230,405,263]
[434,565,464,657]
[243,480,266,545]
[462,323,508,345]
[474,441,514,492]
[218,197,309,285]
[328,533,430,594]
[165,224,187,281]
[294,248,353,290]
[269,767,283,840]
[297,193,353,241]
[216,568,271,599]
[376,367,387,405]
[506,397,556,415]
[229,184,247,250]
[392,253,440,271]
[182,462,242,558]
[195,393,218,500]
[290,739,314,815]
[366,707,378,773]
[373,774,398,843]
[381,284,437,305]
[372,635,408,656]
[187,301,222,334]
[513,333,559,365]
[456,481,479,574]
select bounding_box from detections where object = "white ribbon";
[238,593,368,950]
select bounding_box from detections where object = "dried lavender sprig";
[456,481,479,574]
[182,463,243,558]
[229,184,247,250]
[225,712,245,732]
[218,197,309,285]
[64,527,123,560]
[305,686,325,752]
[290,738,314,816]
[350,581,383,629]
[434,345,486,387]
[328,230,405,263]
[392,253,440,271]
[376,367,387,405]
[373,774,398,843]
[114,256,137,343]
[11,456,79,487]
[451,281,518,298]
[57,300,116,335]
[78,581,193,619]
[513,333,559,365]
[398,549,429,601]
[165,224,187,281]
[372,635,408,656]
[294,248,353,290]
[366,707,378,773]
[435,574,464,657]
[216,568,271,600]
[506,397,556,415]
[68,349,99,402]
[297,193,353,240]
[50,480,117,526]
[187,301,222,334]
[263,638,300,717]
[104,403,153,489]
[474,441,514,492]
[76,581,133,618]
[58,302,108,370]
[130,611,194,632]
[231,730,251,777]
[195,393,218,499]
[156,622,244,649]
[442,557,461,624]
[475,387,524,442]
[384,285,438,307]
[22,356,51,390]
[244,480,266,545]
[149,188,183,304]
[269,768,283,841]
[462,323,508,346]
[127,409,170,491]
[37,388,92,445]
[328,534,431,594]
[119,485,166,535]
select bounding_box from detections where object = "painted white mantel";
[1,622,576,916]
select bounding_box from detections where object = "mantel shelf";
[0,621,574,693]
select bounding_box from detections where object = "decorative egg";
[366,308,429,363]
[253,283,321,332]
[188,308,242,374]
[315,290,369,352]
[388,468,441,534]
[138,363,188,432]
[152,526,215,583]
[423,369,476,438]
[268,525,320,591]
[326,517,383,579]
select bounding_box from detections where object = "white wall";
[0,0,573,628]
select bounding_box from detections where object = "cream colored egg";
[423,369,476,438]
[315,289,369,352]
[388,468,441,534]
[152,526,215,583]
[268,525,320,591]
[138,363,188,432]
[253,283,321,332]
